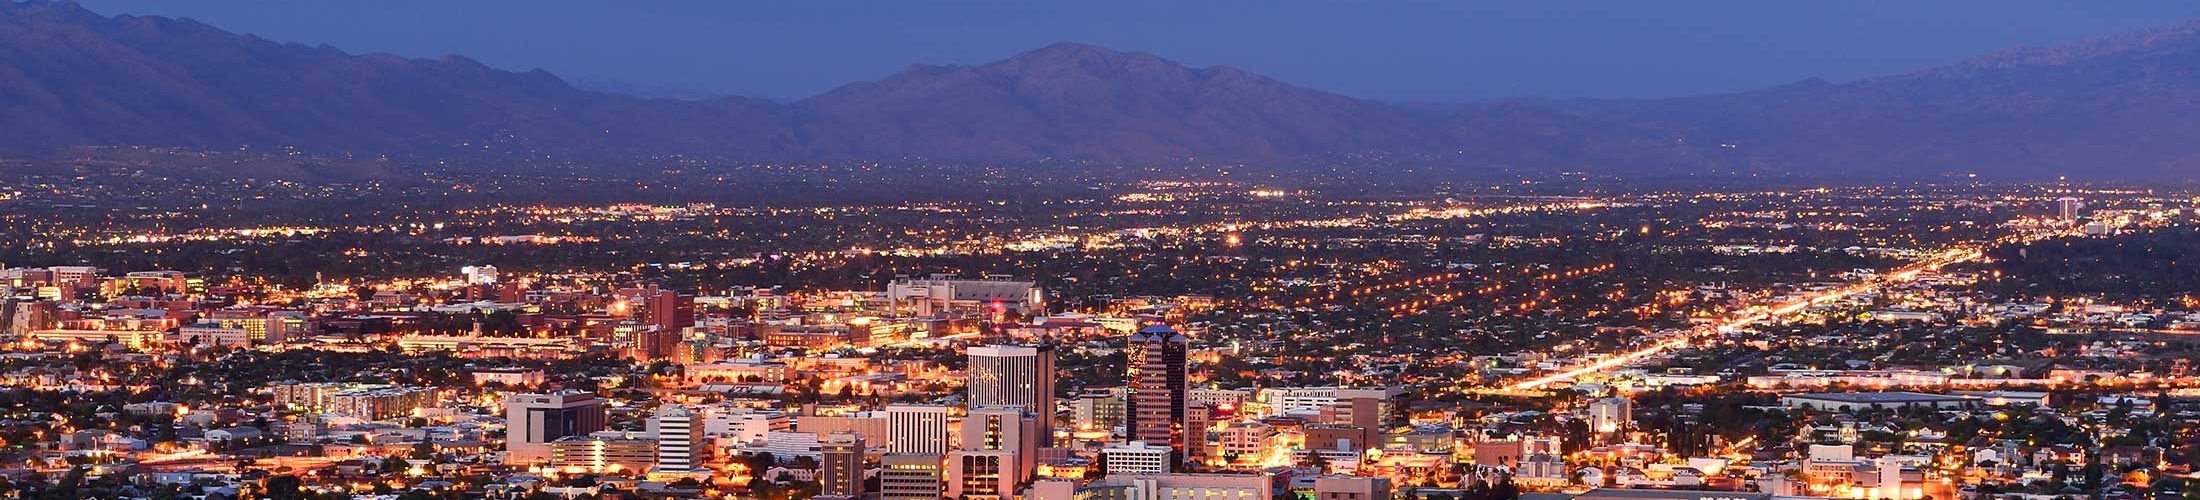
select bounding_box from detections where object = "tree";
[1491,475,1521,500]
[746,452,777,481]
[263,475,309,500]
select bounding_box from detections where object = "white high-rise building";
[462,265,500,285]
[649,404,704,472]
[886,404,952,455]
[1101,440,1172,476]
[1590,396,1632,434]
[967,345,1057,439]
[2056,197,2084,221]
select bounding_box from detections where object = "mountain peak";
[993,42,1179,75]
[1015,42,1129,60]
[0,0,97,20]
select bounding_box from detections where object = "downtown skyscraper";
[1123,325,1189,463]
[966,344,1057,439]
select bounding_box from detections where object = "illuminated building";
[961,405,1040,483]
[945,450,1018,500]
[647,288,695,330]
[631,326,682,361]
[394,334,575,358]
[1744,369,1953,389]
[886,276,1043,316]
[178,322,253,348]
[818,432,865,499]
[206,307,300,345]
[1589,396,1632,435]
[27,329,162,349]
[1071,388,1126,432]
[1125,325,1188,463]
[1215,421,1276,461]
[1101,440,1171,475]
[470,367,547,387]
[1779,392,1980,412]
[797,413,889,447]
[705,406,790,445]
[1254,386,1403,420]
[324,386,436,420]
[507,391,607,465]
[1186,388,1250,411]
[2057,197,2084,220]
[3,300,57,337]
[880,453,946,500]
[688,360,795,383]
[1513,435,1567,487]
[650,404,704,472]
[886,404,952,454]
[966,344,1057,439]
[548,431,656,475]
[461,265,499,285]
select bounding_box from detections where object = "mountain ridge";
[7,0,2200,178]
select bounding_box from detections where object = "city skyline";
[2,2,2199,500]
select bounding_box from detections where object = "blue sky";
[77,0,2200,102]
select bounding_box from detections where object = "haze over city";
[1,2,2198,500]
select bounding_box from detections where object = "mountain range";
[6,0,2200,179]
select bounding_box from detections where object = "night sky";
[75,0,2200,103]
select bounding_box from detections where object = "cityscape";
[5,2,2200,500]
[3,175,2196,500]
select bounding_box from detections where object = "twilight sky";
[76,0,2200,103]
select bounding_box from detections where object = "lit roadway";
[1507,245,1993,391]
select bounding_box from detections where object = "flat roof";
[1783,391,1977,403]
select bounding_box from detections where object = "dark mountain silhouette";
[1564,19,2200,179]
[791,42,1432,161]
[6,0,2200,178]
[0,0,791,157]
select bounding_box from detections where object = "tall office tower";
[1590,396,1633,435]
[886,404,952,454]
[818,432,866,500]
[505,391,607,464]
[880,454,946,500]
[944,450,1019,500]
[966,344,1058,439]
[2057,197,2084,221]
[961,405,1040,483]
[649,404,704,472]
[643,287,696,330]
[1124,325,1189,462]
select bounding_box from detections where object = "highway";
[1507,245,1993,391]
